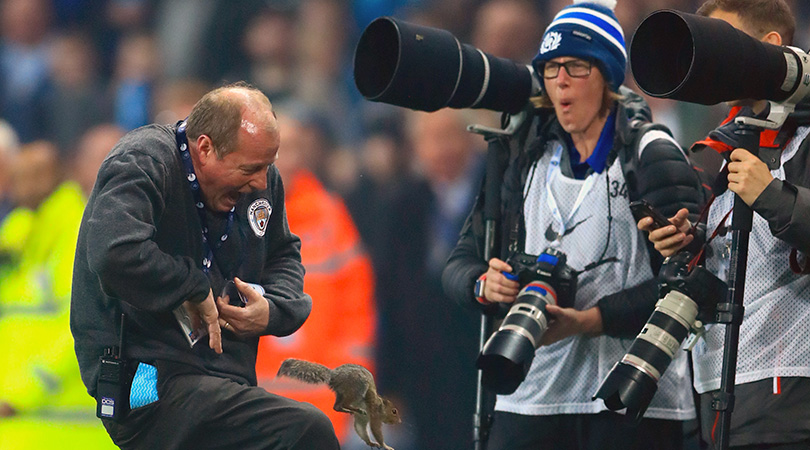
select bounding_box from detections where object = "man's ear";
[761,31,782,46]
[196,135,214,164]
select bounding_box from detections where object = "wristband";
[474,274,490,305]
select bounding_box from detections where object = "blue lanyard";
[175,121,235,274]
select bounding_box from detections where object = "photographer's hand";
[727,148,774,206]
[184,289,223,354]
[483,258,520,304]
[216,277,270,337]
[540,305,603,346]
[640,208,693,257]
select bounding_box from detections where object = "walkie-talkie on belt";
[96,313,130,421]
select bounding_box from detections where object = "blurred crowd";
[1,0,810,449]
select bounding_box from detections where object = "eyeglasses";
[543,60,592,79]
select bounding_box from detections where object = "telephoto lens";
[353,16,535,114]
[594,290,697,420]
[631,9,810,106]
[478,281,558,395]
[477,249,577,395]
[593,252,727,420]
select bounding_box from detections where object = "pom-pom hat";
[532,0,627,91]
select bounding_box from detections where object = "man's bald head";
[186,83,278,158]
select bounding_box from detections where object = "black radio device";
[96,313,130,421]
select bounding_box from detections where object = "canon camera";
[477,248,578,394]
[593,251,727,420]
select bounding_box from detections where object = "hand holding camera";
[477,248,578,394]
[540,304,603,346]
[478,258,520,304]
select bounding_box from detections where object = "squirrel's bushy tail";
[277,358,332,384]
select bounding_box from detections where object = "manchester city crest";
[248,198,272,237]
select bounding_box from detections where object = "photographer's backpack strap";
[621,121,682,202]
[497,111,548,259]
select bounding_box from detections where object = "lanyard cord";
[545,143,598,237]
[175,121,235,274]
[583,169,614,272]
[521,147,615,273]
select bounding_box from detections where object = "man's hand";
[540,305,603,346]
[216,277,270,337]
[482,258,520,304]
[639,207,693,258]
[184,289,222,354]
[727,148,774,206]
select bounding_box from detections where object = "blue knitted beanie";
[532,0,627,91]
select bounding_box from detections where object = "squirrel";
[276,358,401,450]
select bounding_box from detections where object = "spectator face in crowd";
[361,132,403,185]
[1,0,51,46]
[0,121,19,202]
[408,109,478,185]
[297,0,347,80]
[472,0,544,63]
[152,79,211,124]
[11,141,61,211]
[274,116,313,181]
[114,32,159,83]
[49,32,99,90]
[71,124,125,196]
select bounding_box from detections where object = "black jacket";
[442,89,704,338]
[70,124,311,396]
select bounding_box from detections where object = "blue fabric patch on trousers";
[130,362,158,409]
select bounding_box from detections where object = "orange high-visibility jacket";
[255,170,376,442]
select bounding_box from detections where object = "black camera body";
[507,248,577,308]
[658,251,727,324]
[477,248,579,394]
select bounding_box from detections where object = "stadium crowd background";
[0,0,809,449]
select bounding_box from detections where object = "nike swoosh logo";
[545,217,590,241]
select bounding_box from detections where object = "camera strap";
[688,202,732,271]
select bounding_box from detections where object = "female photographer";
[442,1,704,448]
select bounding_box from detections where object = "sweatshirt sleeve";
[442,197,499,314]
[85,149,210,313]
[752,179,810,254]
[442,220,490,310]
